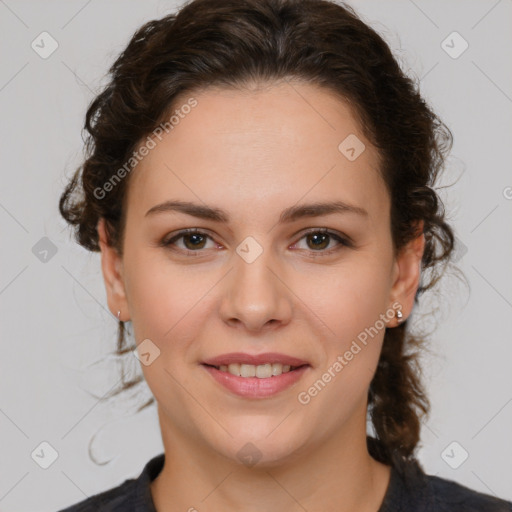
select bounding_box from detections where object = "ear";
[388,221,425,327]
[97,217,129,321]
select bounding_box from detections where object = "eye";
[292,228,352,256]
[161,228,352,256]
[162,229,217,253]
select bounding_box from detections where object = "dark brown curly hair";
[59,0,456,467]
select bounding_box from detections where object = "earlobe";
[389,222,425,326]
[97,218,129,320]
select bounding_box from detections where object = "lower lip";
[202,364,310,398]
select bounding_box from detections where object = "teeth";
[240,364,256,377]
[256,363,272,378]
[216,362,299,378]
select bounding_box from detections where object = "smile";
[201,363,310,398]
[208,362,304,378]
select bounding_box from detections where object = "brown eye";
[161,228,351,257]
[305,232,330,250]
[181,233,207,250]
[162,229,214,253]
[293,229,352,255]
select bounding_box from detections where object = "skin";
[97,80,425,512]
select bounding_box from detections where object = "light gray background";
[1,0,511,510]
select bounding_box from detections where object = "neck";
[150,406,391,512]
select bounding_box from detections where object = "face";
[98,81,424,467]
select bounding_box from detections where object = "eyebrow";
[145,199,368,223]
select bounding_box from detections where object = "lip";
[202,364,310,399]
[202,352,310,367]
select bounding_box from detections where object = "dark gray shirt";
[58,451,512,511]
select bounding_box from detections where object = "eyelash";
[161,228,352,257]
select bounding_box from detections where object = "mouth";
[202,362,309,378]
[200,353,311,398]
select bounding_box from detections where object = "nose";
[218,243,293,333]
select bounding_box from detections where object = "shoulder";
[425,473,512,511]
[57,453,165,512]
[57,478,137,511]
[390,452,512,511]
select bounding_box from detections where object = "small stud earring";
[117,310,121,321]
[396,309,403,323]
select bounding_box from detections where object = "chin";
[212,431,309,469]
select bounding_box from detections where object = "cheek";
[122,248,185,341]
[296,267,389,423]
[124,254,213,412]
[300,257,392,343]
[123,248,216,355]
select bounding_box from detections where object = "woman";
[58,0,512,510]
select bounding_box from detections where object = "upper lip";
[202,352,310,367]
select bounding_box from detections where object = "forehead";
[125,81,388,226]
